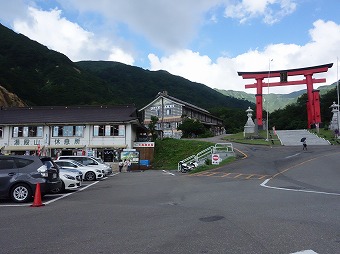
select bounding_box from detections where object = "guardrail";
[177,143,234,171]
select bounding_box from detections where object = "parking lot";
[0,173,119,207]
[1,146,340,254]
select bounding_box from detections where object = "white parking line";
[285,153,300,159]
[0,202,31,207]
[261,179,340,196]
[44,181,100,205]
[0,180,102,207]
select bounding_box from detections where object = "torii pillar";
[238,63,333,129]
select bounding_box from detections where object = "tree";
[177,118,206,138]
[148,116,159,141]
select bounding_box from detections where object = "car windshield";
[92,157,104,163]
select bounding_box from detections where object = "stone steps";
[275,130,330,146]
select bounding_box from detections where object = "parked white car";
[92,157,113,176]
[57,155,112,176]
[52,168,82,193]
[55,160,104,181]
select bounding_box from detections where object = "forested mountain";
[0,23,252,111]
[269,86,340,130]
[1,22,338,132]
[0,24,116,106]
[75,61,252,110]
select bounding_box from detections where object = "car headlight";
[96,169,102,173]
[63,174,76,180]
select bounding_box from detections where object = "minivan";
[0,155,62,203]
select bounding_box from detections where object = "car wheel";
[10,183,33,203]
[85,171,96,181]
[51,181,65,194]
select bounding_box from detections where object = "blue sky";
[0,0,339,94]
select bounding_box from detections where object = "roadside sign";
[212,154,220,165]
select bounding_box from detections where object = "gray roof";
[140,91,210,115]
[0,105,141,125]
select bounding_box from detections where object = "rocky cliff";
[0,86,26,107]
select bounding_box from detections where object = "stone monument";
[329,102,339,137]
[244,107,255,137]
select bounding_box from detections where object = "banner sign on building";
[133,142,155,147]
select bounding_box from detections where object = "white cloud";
[224,0,297,24]
[56,0,221,51]
[149,20,340,94]
[2,1,339,96]
[0,0,28,25]
[12,6,134,64]
[108,47,134,65]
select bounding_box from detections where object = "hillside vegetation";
[0,23,252,111]
[153,138,214,170]
[0,23,338,132]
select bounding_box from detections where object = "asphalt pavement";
[1,141,340,254]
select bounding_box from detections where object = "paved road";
[1,143,339,254]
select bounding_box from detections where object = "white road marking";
[162,170,175,176]
[0,181,101,207]
[285,153,300,159]
[290,250,318,254]
[0,203,31,207]
[261,179,340,196]
[44,181,100,205]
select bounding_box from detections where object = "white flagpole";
[337,57,340,136]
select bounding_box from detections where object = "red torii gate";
[237,63,333,129]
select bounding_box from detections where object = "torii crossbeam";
[238,63,333,129]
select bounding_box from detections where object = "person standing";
[303,139,307,150]
[126,160,132,172]
[118,159,124,172]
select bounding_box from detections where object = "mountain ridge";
[0,23,252,111]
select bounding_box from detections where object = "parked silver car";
[57,155,112,176]
[55,160,104,181]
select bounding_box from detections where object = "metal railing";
[177,143,234,171]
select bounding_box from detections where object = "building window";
[52,126,84,137]
[93,125,124,137]
[28,126,43,137]
[166,109,172,115]
[75,126,84,137]
[63,126,73,137]
[0,126,3,138]
[12,126,43,138]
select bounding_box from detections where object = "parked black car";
[0,155,62,203]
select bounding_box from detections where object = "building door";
[103,150,114,162]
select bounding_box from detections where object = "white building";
[0,105,146,161]
[140,91,224,138]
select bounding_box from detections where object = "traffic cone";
[31,183,45,207]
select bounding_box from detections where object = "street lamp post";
[337,57,340,136]
[266,59,273,142]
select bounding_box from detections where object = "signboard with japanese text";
[133,142,155,148]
